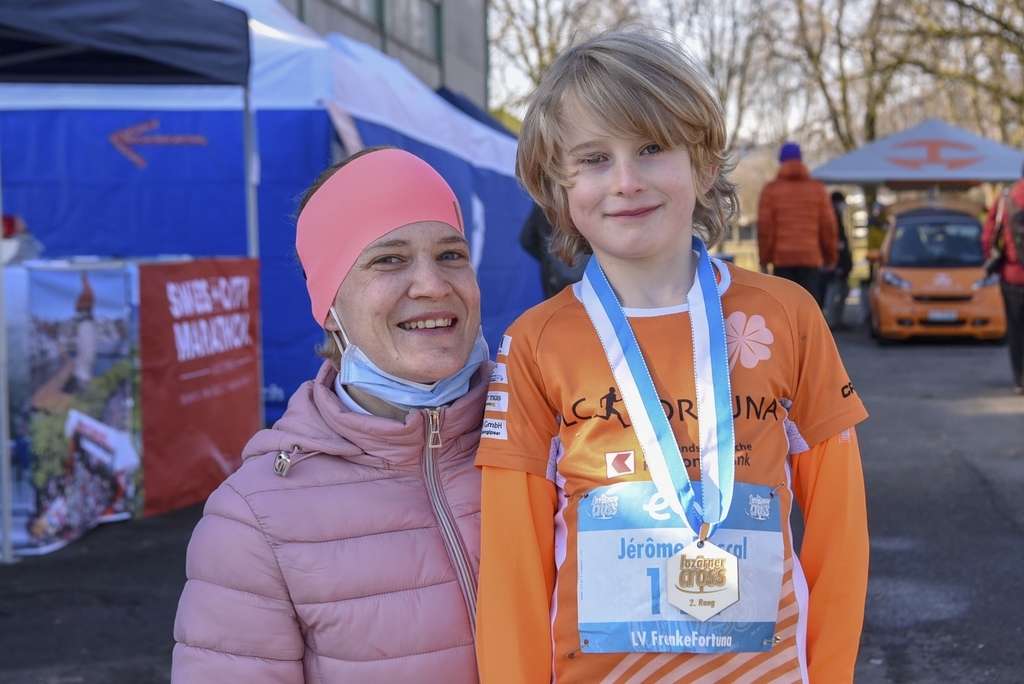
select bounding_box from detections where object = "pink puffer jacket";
[172,360,491,684]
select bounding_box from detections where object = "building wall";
[277,0,487,108]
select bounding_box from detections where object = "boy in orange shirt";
[475,26,869,684]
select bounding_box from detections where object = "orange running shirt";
[476,262,869,684]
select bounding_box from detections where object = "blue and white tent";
[1,0,540,425]
[0,0,253,562]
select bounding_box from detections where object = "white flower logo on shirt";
[726,311,774,370]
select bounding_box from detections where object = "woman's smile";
[329,221,481,385]
[397,316,456,330]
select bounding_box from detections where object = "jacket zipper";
[423,408,478,635]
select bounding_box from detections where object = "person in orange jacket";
[475,25,869,684]
[757,143,839,307]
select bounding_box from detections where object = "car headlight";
[972,273,1000,290]
[881,269,911,290]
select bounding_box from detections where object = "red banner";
[138,259,261,516]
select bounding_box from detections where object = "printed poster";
[5,265,137,555]
[137,258,261,516]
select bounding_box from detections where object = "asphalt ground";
[838,318,1024,684]
[1,299,1023,683]
[0,503,202,683]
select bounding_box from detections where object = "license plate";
[927,310,958,322]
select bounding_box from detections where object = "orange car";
[867,199,1006,342]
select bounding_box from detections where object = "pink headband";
[296,148,464,325]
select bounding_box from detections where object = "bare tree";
[487,0,1024,157]
[785,0,918,153]
[487,0,639,111]
[657,0,919,158]
[659,0,792,152]
[898,0,1024,145]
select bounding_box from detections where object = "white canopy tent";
[325,33,518,177]
[222,0,332,110]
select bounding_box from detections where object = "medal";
[667,524,739,621]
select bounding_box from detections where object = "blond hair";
[517,25,739,265]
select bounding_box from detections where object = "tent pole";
[243,88,265,425]
[0,129,16,564]
[244,89,259,259]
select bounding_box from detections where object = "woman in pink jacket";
[172,147,489,683]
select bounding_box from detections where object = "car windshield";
[888,218,984,268]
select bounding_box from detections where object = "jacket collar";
[243,360,493,473]
[777,158,810,180]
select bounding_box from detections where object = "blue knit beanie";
[779,142,801,162]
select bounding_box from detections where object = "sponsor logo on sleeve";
[841,381,856,398]
[605,450,635,478]
[490,363,508,384]
[486,391,509,412]
[481,418,508,440]
[497,335,512,356]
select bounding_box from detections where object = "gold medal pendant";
[667,530,740,622]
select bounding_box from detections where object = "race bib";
[577,480,784,654]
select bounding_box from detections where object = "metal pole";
[244,89,259,260]
[378,0,387,55]
[482,0,489,109]
[242,88,265,425]
[0,124,16,564]
[436,2,444,84]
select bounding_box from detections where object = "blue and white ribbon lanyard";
[579,236,735,542]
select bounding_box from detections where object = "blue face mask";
[329,307,489,412]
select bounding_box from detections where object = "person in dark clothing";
[520,203,589,299]
[823,192,854,329]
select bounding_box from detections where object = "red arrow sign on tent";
[109,119,208,169]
